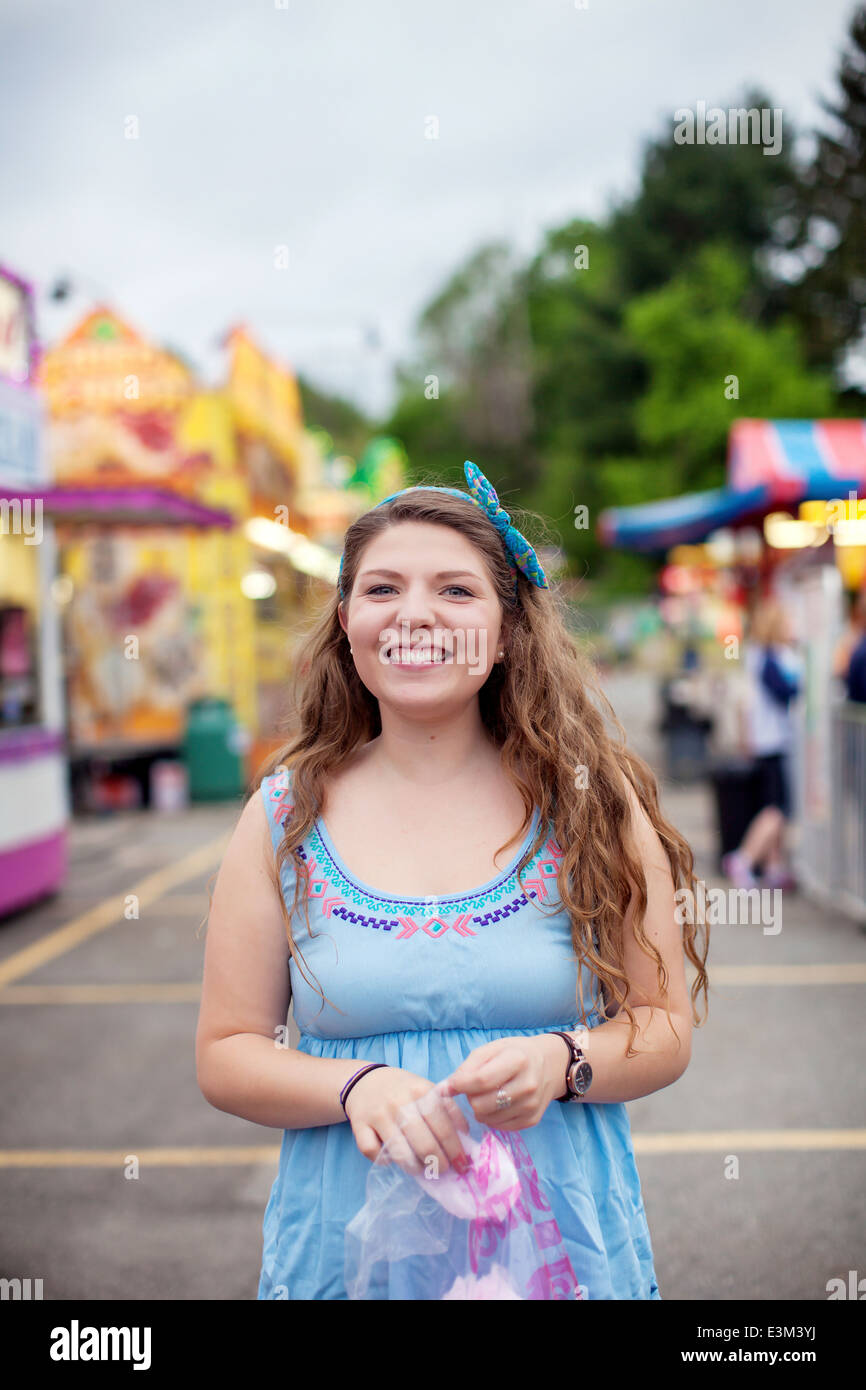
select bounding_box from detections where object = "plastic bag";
[344,1080,587,1300]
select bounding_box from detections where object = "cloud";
[1,0,855,417]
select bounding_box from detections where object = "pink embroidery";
[522,835,564,902]
[266,774,293,826]
[298,853,343,915]
[266,771,550,939]
[395,913,477,939]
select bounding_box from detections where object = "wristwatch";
[548,1030,593,1103]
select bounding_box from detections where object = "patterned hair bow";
[337,459,549,598]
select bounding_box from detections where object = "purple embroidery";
[332,906,398,932]
[473,892,539,926]
[266,773,553,944]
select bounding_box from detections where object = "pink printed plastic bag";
[344,1081,586,1300]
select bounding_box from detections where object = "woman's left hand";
[444,1035,561,1131]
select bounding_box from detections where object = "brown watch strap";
[548,1030,579,1102]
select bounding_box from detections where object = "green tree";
[297,375,374,461]
[777,4,866,379]
[383,242,538,494]
[519,219,646,577]
[608,87,803,303]
[381,88,832,596]
[624,242,834,494]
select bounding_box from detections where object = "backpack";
[760,648,799,709]
[847,633,866,703]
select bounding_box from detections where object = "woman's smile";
[383,639,454,667]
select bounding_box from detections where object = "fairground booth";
[0,265,68,914]
[36,308,243,812]
[599,417,866,922]
[35,309,368,811]
[220,325,374,773]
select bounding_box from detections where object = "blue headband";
[337,459,549,598]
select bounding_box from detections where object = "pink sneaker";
[763,866,796,891]
[721,851,757,890]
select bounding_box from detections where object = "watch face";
[569,1060,592,1096]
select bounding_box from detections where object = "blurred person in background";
[833,587,866,703]
[722,597,801,891]
[831,586,866,818]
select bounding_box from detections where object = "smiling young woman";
[195,467,709,1301]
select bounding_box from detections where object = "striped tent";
[598,419,866,554]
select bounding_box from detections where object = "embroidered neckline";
[311,804,544,907]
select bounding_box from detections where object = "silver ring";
[495,1088,512,1110]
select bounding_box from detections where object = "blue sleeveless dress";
[256,767,661,1300]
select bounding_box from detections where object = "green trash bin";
[182,697,247,801]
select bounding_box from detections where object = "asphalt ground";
[1,670,864,1301]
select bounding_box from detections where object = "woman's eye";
[364,584,473,597]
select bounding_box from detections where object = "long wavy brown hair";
[250,484,709,1056]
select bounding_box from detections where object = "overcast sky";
[1,0,858,419]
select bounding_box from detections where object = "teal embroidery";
[263,772,564,936]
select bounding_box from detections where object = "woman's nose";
[395,587,438,626]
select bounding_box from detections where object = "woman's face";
[338,521,506,715]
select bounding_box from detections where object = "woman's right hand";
[344,1066,471,1177]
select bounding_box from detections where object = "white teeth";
[385,646,450,662]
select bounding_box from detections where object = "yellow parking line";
[0,833,230,989]
[634,1129,866,1154]
[0,1130,864,1168]
[4,965,864,1006]
[146,894,211,916]
[0,1147,279,1168]
[690,963,866,985]
[0,983,202,1004]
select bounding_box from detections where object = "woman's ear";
[337,600,348,634]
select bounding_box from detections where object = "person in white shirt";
[722,599,800,891]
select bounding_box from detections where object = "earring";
[497,649,504,661]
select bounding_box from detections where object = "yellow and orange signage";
[224,326,303,468]
[38,307,194,415]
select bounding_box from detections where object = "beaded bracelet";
[340,1062,389,1117]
